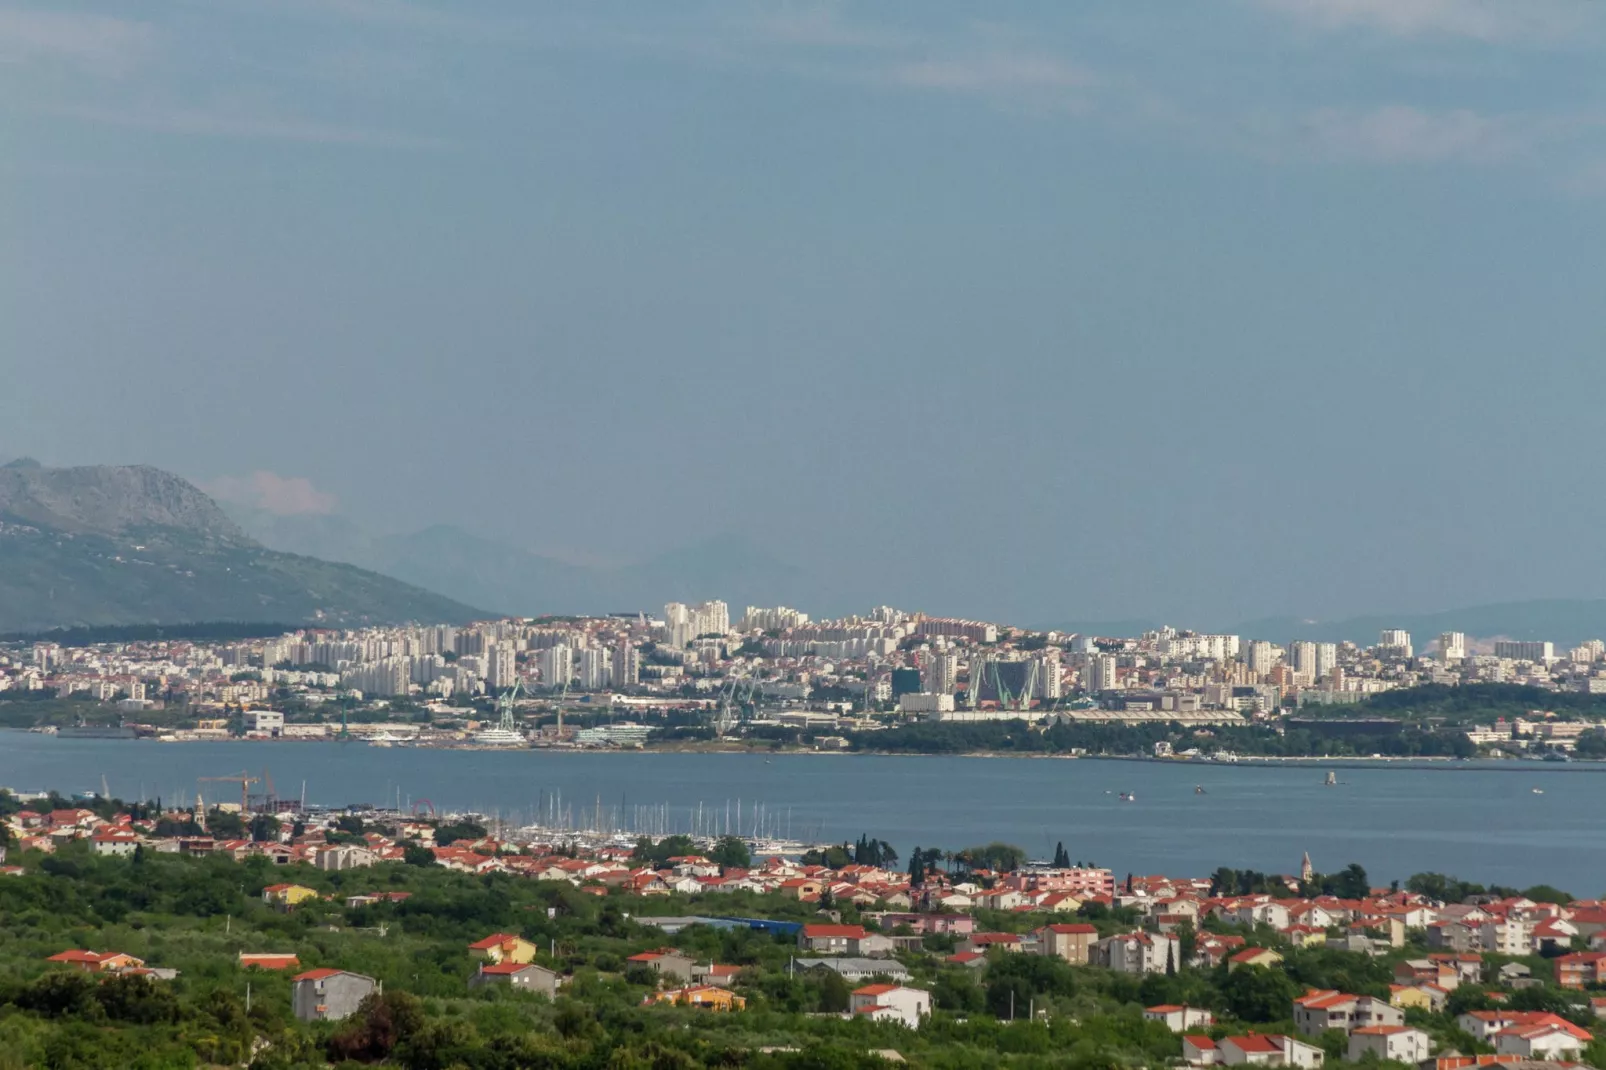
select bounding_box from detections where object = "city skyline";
[7,2,1606,625]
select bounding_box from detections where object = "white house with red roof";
[849,984,930,1029]
[1348,1026,1430,1064]
[1145,1005,1214,1031]
[1185,1034,1323,1068]
[1457,1011,1590,1049]
[1292,990,1404,1037]
[1495,1018,1592,1060]
[90,828,140,856]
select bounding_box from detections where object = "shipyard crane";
[494,678,525,735]
[199,771,260,813]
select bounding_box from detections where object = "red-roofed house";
[1034,923,1096,965]
[1146,1005,1215,1031]
[1183,1035,1218,1065]
[850,983,930,1029]
[1219,1034,1324,1068]
[291,968,376,1023]
[1556,951,1606,989]
[470,962,561,997]
[1292,990,1404,1037]
[469,933,537,966]
[238,952,299,971]
[798,924,868,954]
[1348,1026,1430,1064]
[961,932,1024,956]
[627,948,696,982]
[1230,947,1284,972]
[46,950,143,973]
[1496,1019,1592,1060]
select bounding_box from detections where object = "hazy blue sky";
[4,1,1606,626]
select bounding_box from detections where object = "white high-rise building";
[579,647,611,690]
[487,642,518,691]
[538,645,573,690]
[1492,640,1554,663]
[1378,630,1413,658]
[921,651,958,695]
[1290,641,1318,681]
[1438,632,1468,662]
[1087,654,1120,692]
[1314,643,1337,679]
[1570,639,1605,664]
[613,638,639,687]
[740,606,809,632]
[1246,641,1281,675]
[663,603,694,650]
[1034,649,1063,700]
[694,600,730,637]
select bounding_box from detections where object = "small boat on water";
[1532,788,1545,795]
[1195,785,1207,795]
[1325,771,1338,786]
[1118,792,1136,802]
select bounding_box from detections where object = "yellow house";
[261,883,318,909]
[648,985,746,1011]
[1227,947,1284,972]
[1388,984,1445,1012]
[469,933,538,965]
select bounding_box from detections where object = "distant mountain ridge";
[0,463,245,541]
[1043,600,1606,648]
[1231,601,1606,649]
[0,464,484,631]
[225,507,812,618]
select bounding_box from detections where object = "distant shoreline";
[8,728,1605,772]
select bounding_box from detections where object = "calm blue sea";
[0,732,1597,894]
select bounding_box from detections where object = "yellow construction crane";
[199,772,260,813]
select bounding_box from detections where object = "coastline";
[7,728,1604,771]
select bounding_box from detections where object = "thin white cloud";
[1254,0,1587,42]
[890,52,1095,95]
[46,102,449,149]
[1301,105,1521,163]
[202,472,338,516]
[0,8,155,75]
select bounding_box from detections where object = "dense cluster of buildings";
[16,792,1606,1056]
[6,607,1606,749]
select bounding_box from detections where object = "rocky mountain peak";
[0,463,249,542]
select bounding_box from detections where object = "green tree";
[815,969,851,1013]
[1221,961,1301,1022]
[710,835,751,870]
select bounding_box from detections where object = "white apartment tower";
[613,638,639,687]
[1378,630,1413,658]
[1088,654,1120,692]
[579,647,611,691]
[1034,649,1063,700]
[538,644,573,690]
[921,651,959,695]
[487,642,518,691]
[1438,632,1468,662]
[1246,641,1280,675]
[1290,641,1317,681]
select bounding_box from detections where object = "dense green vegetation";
[1345,683,1606,725]
[844,718,1477,759]
[2,838,1606,1068]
